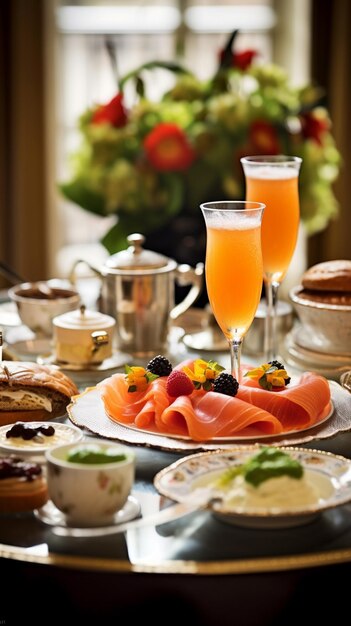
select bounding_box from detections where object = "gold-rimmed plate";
[154,447,351,529]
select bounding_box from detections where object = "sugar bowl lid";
[103,233,174,272]
[52,305,115,330]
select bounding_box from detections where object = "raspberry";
[166,370,194,398]
[213,372,239,397]
[146,355,173,377]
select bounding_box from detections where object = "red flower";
[143,123,196,171]
[249,120,280,155]
[91,93,127,128]
[233,50,257,70]
[300,112,329,145]
[219,48,257,70]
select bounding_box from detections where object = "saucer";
[38,351,132,373]
[182,328,228,352]
[6,337,52,359]
[283,327,351,380]
[35,494,140,531]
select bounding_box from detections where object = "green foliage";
[60,38,341,252]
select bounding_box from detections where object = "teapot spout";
[170,263,204,320]
[68,259,102,286]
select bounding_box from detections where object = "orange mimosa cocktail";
[201,201,264,382]
[241,156,302,361]
[206,224,263,341]
[245,169,300,283]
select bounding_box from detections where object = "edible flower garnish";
[182,359,225,391]
[215,446,303,488]
[245,361,291,391]
[125,365,158,392]
[125,357,230,395]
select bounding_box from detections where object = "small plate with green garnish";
[154,446,351,529]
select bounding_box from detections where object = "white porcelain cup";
[8,280,80,336]
[45,439,135,526]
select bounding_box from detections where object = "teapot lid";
[52,305,115,330]
[104,234,170,271]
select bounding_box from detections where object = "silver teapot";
[70,234,204,357]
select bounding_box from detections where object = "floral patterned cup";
[45,439,135,526]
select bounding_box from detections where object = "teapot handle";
[170,263,204,320]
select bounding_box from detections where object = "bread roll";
[301,260,351,292]
[0,361,79,425]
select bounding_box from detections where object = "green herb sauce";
[67,446,127,465]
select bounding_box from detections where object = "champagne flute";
[200,201,265,383]
[241,156,302,362]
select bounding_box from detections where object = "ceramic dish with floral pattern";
[154,446,351,529]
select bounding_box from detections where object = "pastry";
[0,456,48,513]
[0,361,79,425]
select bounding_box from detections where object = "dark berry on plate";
[146,355,173,377]
[21,427,37,440]
[213,373,239,397]
[166,370,194,398]
[6,422,25,438]
[6,422,55,440]
[0,456,42,480]
[268,360,285,370]
[268,360,291,385]
[39,425,55,436]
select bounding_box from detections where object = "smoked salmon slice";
[237,372,331,430]
[160,392,283,440]
[98,362,331,442]
[99,375,170,431]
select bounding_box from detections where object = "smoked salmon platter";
[67,359,351,452]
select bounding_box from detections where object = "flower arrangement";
[60,31,341,254]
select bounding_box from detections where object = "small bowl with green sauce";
[45,438,135,526]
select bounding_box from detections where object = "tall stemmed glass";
[241,156,302,362]
[200,201,264,383]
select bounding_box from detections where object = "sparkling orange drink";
[245,167,300,283]
[206,223,263,342]
[240,156,302,362]
[201,201,265,382]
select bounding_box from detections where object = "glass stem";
[229,338,242,383]
[264,280,279,362]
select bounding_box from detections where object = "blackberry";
[268,360,291,385]
[268,360,285,370]
[146,355,173,377]
[213,373,239,397]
